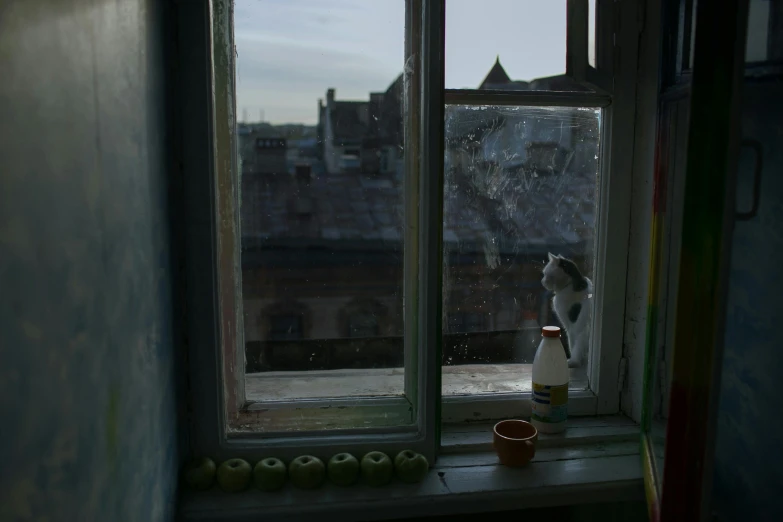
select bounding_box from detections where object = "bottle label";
[531,382,568,424]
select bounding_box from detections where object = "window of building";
[447,312,486,333]
[267,314,303,341]
[347,312,380,338]
[182,0,641,463]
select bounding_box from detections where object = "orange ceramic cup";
[493,419,538,467]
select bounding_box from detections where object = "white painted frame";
[587,0,641,416]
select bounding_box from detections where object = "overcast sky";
[235,0,590,125]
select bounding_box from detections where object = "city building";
[318,75,404,176]
[240,59,599,373]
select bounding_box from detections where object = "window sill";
[246,364,589,402]
[180,416,642,522]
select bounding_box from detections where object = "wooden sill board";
[180,417,642,522]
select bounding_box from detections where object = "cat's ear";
[547,252,556,262]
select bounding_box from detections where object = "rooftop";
[479,56,513,88]
[477,56,590,92]
[240,60,599,266]
[240,166,595,265]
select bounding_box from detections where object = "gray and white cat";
[541,253,593,368]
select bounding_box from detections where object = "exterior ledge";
[246,364,589,402]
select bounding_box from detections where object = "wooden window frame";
[180,0,641,462]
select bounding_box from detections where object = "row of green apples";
[183,450,430,492]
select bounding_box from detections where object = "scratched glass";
[442,105,600,395]
[235,0,406,401]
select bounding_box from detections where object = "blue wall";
[712,79,783,522]
[0,1,180,520]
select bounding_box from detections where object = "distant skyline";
[235,0,594,125]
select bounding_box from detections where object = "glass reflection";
[442,105,600,395]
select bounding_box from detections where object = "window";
[662,0,697,85]
[347,312,380,338]
[442,103,599,395]
[182,0,637,462]
[447,312,486,334]
[745,0,783,64]
[268,314,303,341]
[667,0,782,87]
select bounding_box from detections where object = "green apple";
[253,457,287,491]
[394,450,429,484]
[327,453,360,487]
[288,455,325,489]
[361,451,393,487]
[182,457,216,491]
[217,458,252,493]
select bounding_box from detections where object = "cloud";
[235,36,398,124]
[233,0,577,122]
[234,0,404,124]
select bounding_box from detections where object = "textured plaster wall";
[0,0,180,520]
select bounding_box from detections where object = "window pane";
[235,0,406,402]
[746,0,773,63]
[446,0,596,91]
[690,1,783,67]
[442,104,599,395]
[588,0,597,68]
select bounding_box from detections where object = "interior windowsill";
[180,416,642,522]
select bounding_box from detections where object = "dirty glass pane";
[235,0,406,402]
[445,0,596,91]
[442,105,599,395]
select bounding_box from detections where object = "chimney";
[326,88,335,110]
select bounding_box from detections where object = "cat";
[540,252,593,368]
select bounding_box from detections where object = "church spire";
[479,56,511,89]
